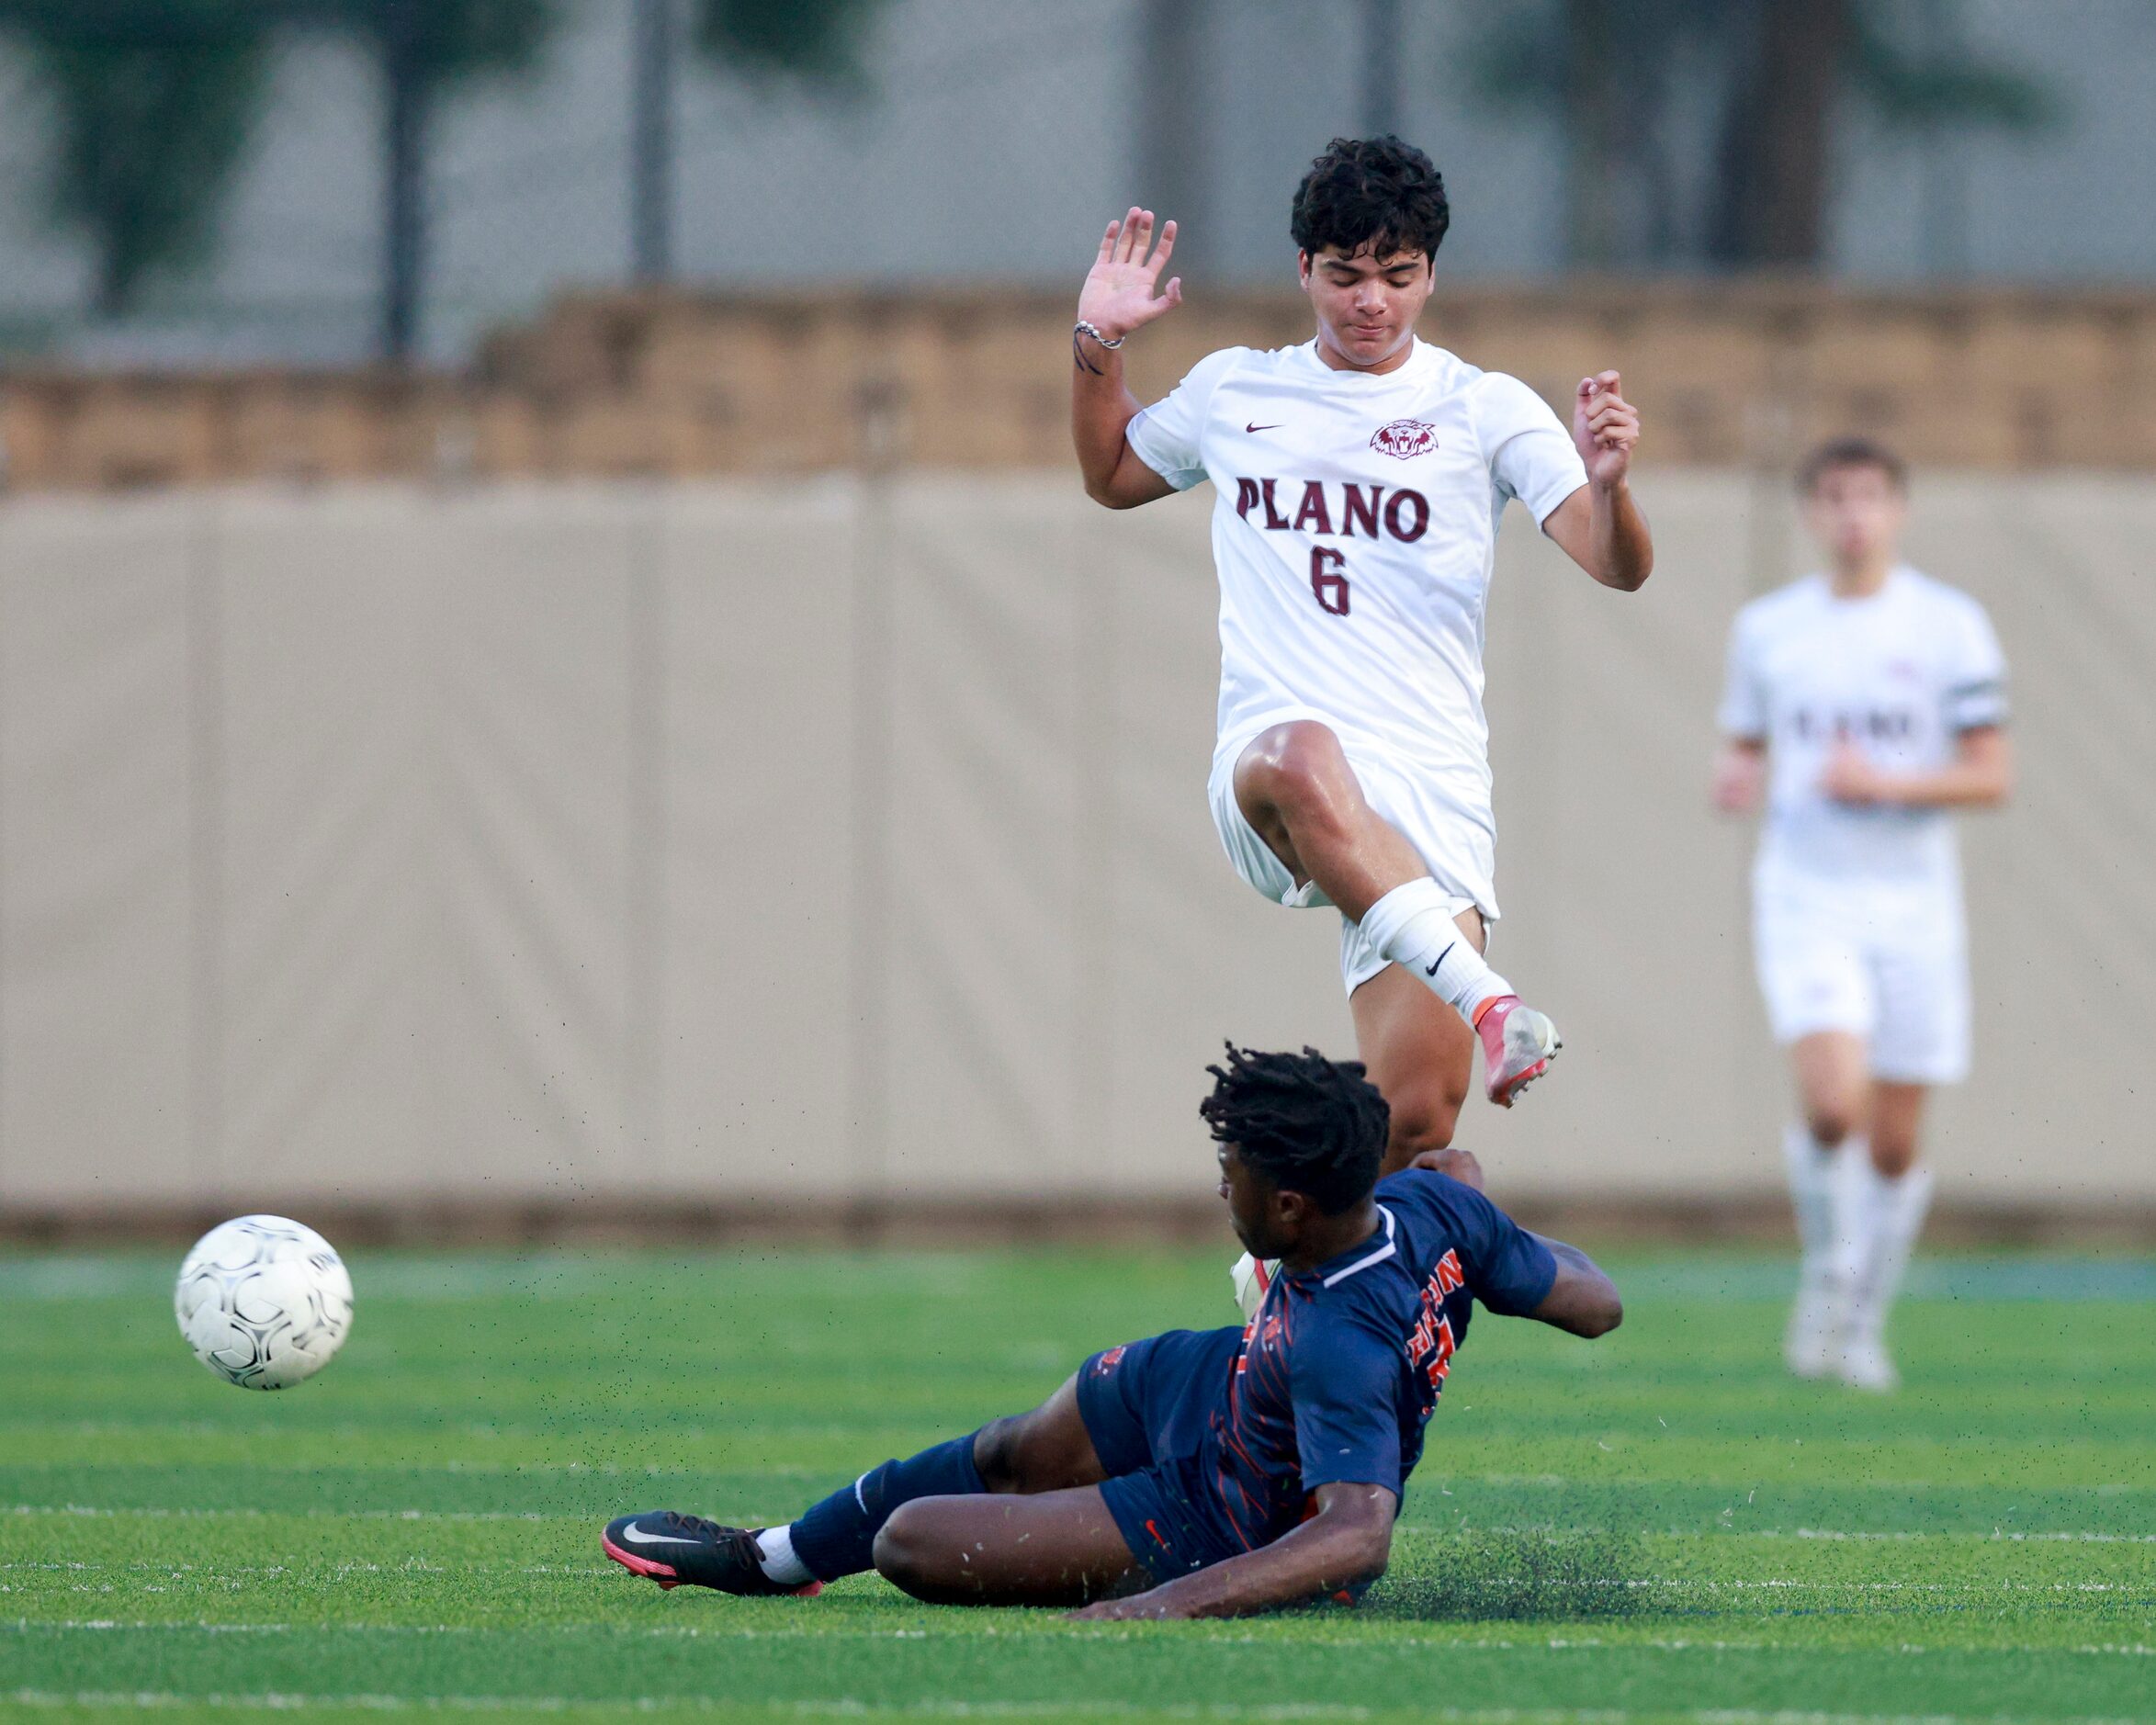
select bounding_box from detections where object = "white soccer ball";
[174,1215,354,1390]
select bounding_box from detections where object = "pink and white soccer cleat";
[1474,997,1562,1108]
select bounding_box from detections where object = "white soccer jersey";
[1719,566,2008,886]
[1126,338,1588,870]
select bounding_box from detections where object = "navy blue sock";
[787,1429,988,1582]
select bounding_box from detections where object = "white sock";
[1825,1134,1874,1299]
[1359,879,1511,1029]
[1849,1161,1934,1344]
[1782,1122,1836,1280]
[1782,1124,1849,1371]
[755,1523,816,1586]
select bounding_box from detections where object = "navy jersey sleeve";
[1448,1179,1559,1316]
[1290,1314,1405,1497]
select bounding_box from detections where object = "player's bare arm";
[1713,736,1768,814]
[1821,725,2012,809]
[1542,371,1654,591]
[1072,208,1183,509]
[1069,1480,1396,1621]
[1527,1236,1625,1337]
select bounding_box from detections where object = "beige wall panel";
[420,489,642,1194]
[0,499,197,1201]
[877,480,1094,1197]
[1896,477,2156,1199]
[658,481,858,1198]
[210,492,431,1200]
[0,474,2147,1211]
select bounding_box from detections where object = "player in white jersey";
[1714,438,2011,1392]
[1070,138,1654,1199]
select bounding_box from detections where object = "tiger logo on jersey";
[1370,419,1439,459]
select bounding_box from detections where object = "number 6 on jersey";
[1310,547,1349,615]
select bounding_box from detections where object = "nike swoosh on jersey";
[618,1524,695,1547]
[1245,422,1281,433]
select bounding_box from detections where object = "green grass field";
[3,1246,2152,1724]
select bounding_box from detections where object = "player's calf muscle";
[1381,1096,1462,1169]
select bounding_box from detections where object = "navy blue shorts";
[1077,1326,1246,1584]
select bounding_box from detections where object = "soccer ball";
[174,1215,354,1390]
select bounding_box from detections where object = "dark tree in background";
[0,1,271,317]
[693,0,883,82]
[0,0,558,359]
[1134,0,1211,273]
[1472,0,2054,270]
[307,0,557,362]
[624,0,887,284]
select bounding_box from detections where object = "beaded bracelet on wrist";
[1071,320,1126,375]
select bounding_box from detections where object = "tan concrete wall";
[0,472,2147,1216]
[7,286,2156,492]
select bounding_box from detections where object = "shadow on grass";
[1360,1528,1650,1621]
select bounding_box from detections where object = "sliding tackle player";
[604,1046,1620,1617]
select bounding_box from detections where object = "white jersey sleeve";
[1124,346,1249,491]
[1943,600,2009,731]
[1718,607,1768,740]
[1473,374,1588,525]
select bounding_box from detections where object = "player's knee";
[970,1415,1030,1494]
[871,1502,948,1595]
[1241,726,1350,834]
[1804,1099,1861,1149]
[1868,1135,1919,1179]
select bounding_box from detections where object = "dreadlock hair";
[1199,1043,1390,1216]
[1290,136,1450,265]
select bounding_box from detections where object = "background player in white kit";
[1069,138,1654,1199]
[1715,438,2012,1391]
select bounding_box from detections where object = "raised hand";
[1574,369,1641,488]
[1078,208,1183,344]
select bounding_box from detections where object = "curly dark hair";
[1290,136,1450,265]
[1200,1043,1390,1216]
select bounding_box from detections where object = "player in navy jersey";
[603,1046,1620,1618]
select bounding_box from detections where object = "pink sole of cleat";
[603,1535,681,1589]
[1490,1057,1548,1109]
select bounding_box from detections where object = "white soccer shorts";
[1753,872,1971,1085]
[1207,715,1496,996]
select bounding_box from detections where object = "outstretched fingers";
[1115,207,1146,265]
[1147,218,1177,275]
[1127,209,1157,269]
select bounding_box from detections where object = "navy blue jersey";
[1191,1168,1556,1552]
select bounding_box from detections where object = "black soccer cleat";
[602,1510,822,1596]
